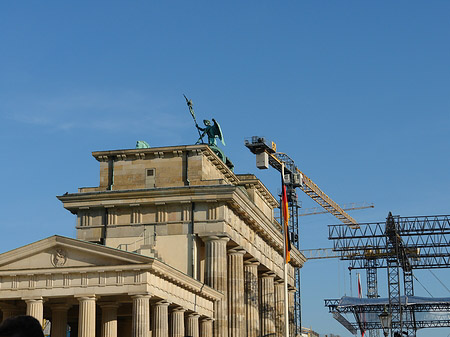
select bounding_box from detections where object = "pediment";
[0,235,151,271]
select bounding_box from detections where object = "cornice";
[92,144,208,161]
[150,260,223,301]
[236,175,278,208]
[0,236,151,269]
[57,185,237,210]
[0,263,150,276]
[229,188,305,267]
[199,146,238,184]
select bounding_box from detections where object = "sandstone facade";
[0,144,305,337]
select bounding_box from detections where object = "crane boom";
[299,202,374,217]
[301,248,340,260]
[297,167,358,227]
[245,136,359,228]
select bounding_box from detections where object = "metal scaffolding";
[327,214,450,336]
[325,297,450,330]
[365,257,380,337]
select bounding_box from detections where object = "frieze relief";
[51,248,68,267]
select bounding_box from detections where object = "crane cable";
[429,270,450,294]
[413,275,434,297]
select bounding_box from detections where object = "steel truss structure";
[325,299,450,330]
[327,214,450,337]
[365,257,380,337]
[275,152,302,335]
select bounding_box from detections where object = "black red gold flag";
[281,176,291,263]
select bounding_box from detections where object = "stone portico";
[0,236,220,336]
[0,143,305,336]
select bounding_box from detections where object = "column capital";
[199,234,230,243]
[129,292,151,299]
[75,294,96,300]
[227,246,246,255]
[187,312,200,318]
[154,299,170,307]
[171,305,186,313]
[244,258,260,266]
[260,271,276,278]
[23,296,44,302]
[200,316,214,322]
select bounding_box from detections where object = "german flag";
[282,176,291,263]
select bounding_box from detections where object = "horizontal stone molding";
[59,185,305,268]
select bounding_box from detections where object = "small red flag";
[358,273,363,299]
[358,273,365,337]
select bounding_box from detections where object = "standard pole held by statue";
[184,94,203,142]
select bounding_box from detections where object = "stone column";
[274,280,285,337]
[153,300,170,337]
[199,317,213,337]
[186,313,200,337]
[228,247,245,337]
[288,287,296,337]
[77,295,96,337]
[202,235,229,337]
[170,306,185,337]
[131,293,151,337]
[244,259,260,337]
[51,304,71,337]
[101,303,119,337]
[25,297,44,326]
[259,272,275,336]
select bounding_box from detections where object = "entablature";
[58,185,305,268]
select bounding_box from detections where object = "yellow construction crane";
[245,136,363,334]
[245,136,359,228]
[299,202,374,217]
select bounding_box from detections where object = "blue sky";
[1,1,449,336]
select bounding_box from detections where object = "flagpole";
[282,163,290,337]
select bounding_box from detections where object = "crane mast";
[245,136,360,335]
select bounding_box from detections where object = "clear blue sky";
[1,1,449,336]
